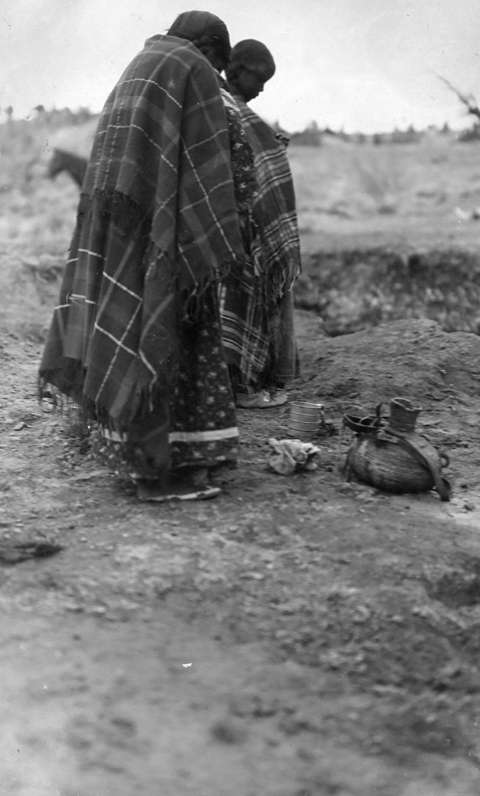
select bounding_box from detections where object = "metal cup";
[288,401,325,440]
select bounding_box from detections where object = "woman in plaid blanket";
[222,40,302,409]
[39,11,250,502]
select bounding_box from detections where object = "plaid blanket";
[219,88,268,386]
[233,95,302,300]
[39,35,246,428]
[220,89,301,388]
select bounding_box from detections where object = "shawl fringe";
[40,36,247,430]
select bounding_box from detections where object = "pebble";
[297,746,315,761]
[210,718,247,744]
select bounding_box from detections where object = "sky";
[1,0,479,133]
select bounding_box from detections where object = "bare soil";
[2,128,480,794]
[1,308,480,795]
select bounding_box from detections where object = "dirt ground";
[2,129,480,794]
[1,308,480,795]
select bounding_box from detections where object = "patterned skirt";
[93,285,239,479]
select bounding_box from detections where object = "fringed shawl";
[218,88,301,388]
[228,92,302,303]
[39,35,246,428]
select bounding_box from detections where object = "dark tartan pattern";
[234,96,302,298]
[219,88,269,388]
[39,35,246,475]
[220,88,302,390]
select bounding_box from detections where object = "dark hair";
[194,32,230,70]
[228,39,276,81]
[168,11,231,69]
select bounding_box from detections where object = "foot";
[236,389,288,409]
[136,469,221,502]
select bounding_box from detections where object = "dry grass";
[290,137,480,253]
[1,120,480,341]
[0,120,79,339]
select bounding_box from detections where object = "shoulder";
[149,35,213,69]
[220,87,242,112]
[131,34,213,77]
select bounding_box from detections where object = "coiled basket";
[343,398,451,500]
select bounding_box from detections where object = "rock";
[210,718,247,744]
[229,693,280,719]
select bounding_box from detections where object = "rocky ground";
[1,307,480,795]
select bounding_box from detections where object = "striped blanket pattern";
[220,90,301,388]
[40,35,246,428]
[236,99,302,300]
